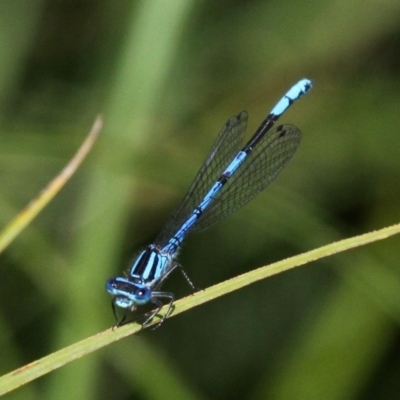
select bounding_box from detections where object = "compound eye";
[106,278,122,295]
[135,287,151,304]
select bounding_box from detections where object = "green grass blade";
[0,220,399,396]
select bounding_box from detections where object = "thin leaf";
[0,116,103,254]
[0,220,399,395]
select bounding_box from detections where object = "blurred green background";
[1,1,400,399]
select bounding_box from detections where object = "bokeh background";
[1,1,400,399]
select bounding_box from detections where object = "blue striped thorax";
[106,245,174,309]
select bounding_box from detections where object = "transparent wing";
[155,112,248,247]
[192,124,301,232]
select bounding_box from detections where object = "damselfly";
[106,79,312,327]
